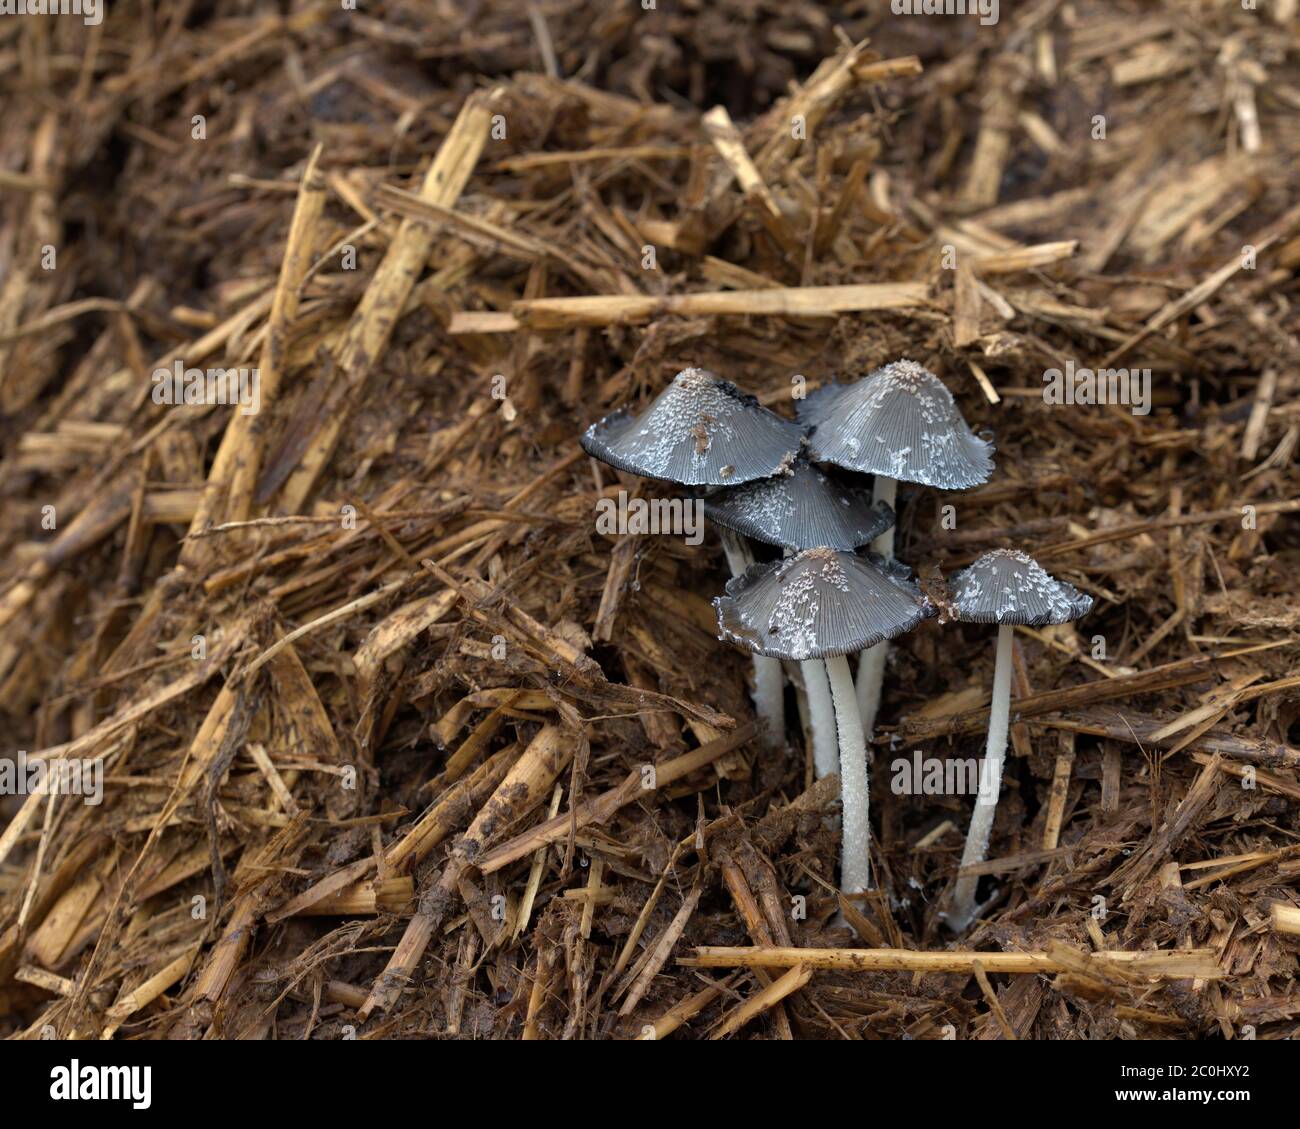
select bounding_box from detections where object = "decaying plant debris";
[2,1,1299,1040]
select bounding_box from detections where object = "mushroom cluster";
[580,361,1092,920]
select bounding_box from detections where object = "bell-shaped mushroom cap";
[948,549,1093,625]
[798,359,994,489]
[580,367,803,487]
[714,547,934,661]
[704,458,894,551]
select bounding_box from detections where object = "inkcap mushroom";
[581,366,803,487]
[798,359,995,734]
[714,547,934,895]
[942,549,1092,928]
[581,367,804,747]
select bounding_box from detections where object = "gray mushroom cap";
[704,458,894,551]
[947,549,1093,625]
[798,359,994,489]
[580,367,804,487]
[714,547,935,661]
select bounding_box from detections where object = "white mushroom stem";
[855,475,896,727]
[826,653,870,894]
[804,660,839,779]
[720,528,784,749]
[951,622,1014,924]
[779,548,837,779]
